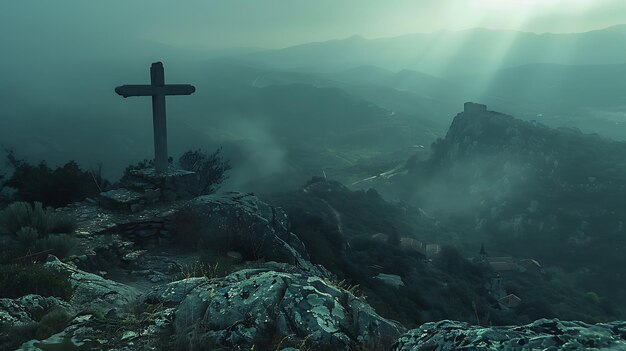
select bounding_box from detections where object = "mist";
[1,3,626,349]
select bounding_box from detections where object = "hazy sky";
[1,0,625,51]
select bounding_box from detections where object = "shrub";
[178,148,231,195]
[0,202,76,261]
[3,151,107,207]
[0,263,73,300]
[34,234,77,259]
[15,226,38,247]
[0,202,75,237]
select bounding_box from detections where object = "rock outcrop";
[394,319,626,351]
[11,260,401,350]
[0,295,70,328]
[43,255,140,315]
[186,192,319,273]
[148,266,403,350]
[62,191,320,278]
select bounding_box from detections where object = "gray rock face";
[43,256,139,314]
[149,267,403,350]
[63,191,320,276]
[0,295,70,327]
[185,192,320,273]
[393,319,626,351]
[17,314,105,351]
[0,295,71,350]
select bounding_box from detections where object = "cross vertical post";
[150,62,168,173]
[115,62,196,174]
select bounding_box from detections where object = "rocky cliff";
[403,103,626,309]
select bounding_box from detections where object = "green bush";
[0,202,76,261]
[34,234,77,259]
[15,226,38,247]
[178,148,231,195]
[0,264,73,300]
[2,151,107,208]
[0,202,75,237]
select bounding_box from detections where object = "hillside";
[398,102,626,307]
[265,177,622,326]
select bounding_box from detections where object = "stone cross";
[115,62,196,174]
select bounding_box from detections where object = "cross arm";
[115,84,196,98]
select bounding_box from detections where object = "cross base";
[123,168,199,202]
[99,168,200,212]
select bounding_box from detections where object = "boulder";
[0,295,71,350]
[148,267,403,350]
[0,295,70,328]
[17,314,106,351]
[43,256,139,315]
[393,319,626,351]
[184,192,321,274]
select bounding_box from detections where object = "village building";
[474,244,540,273]
[487,258,521,272]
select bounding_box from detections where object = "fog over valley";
[1,2,626,350]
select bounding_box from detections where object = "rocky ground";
[1,169,625,350]
[395,319,626,351]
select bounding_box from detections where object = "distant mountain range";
[236,25,626,76]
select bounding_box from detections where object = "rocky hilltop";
[2,112,626,350]
[1,169,404,350]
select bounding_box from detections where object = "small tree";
[2,151,108,207]
[178,148,231,195]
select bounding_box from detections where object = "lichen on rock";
[393,319,626,351]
